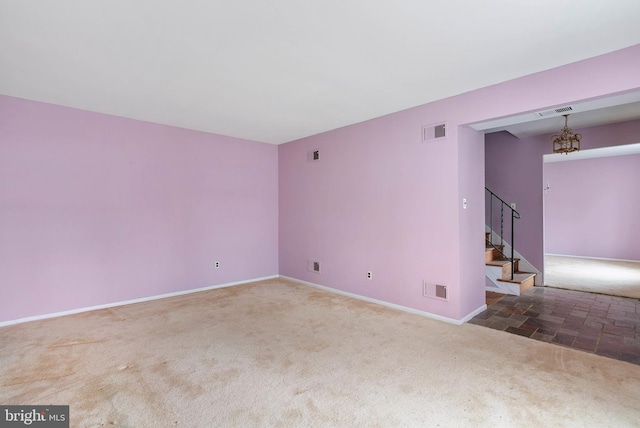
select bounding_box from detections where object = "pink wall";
[278,116,467,320]
[2,44,639,324]
[280,44,640,321]
[484,131,546,271]
[545,153,640,260]
[0,95,278,323]
[457,125,487,316]
[486,119,640,276]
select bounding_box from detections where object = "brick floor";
[469,287,640,365]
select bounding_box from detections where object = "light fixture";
[552,114,581,154]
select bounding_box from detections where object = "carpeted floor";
[545,255,640,299]
[2,278,640,427]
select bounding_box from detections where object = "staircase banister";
[484,187,521,219]
[485,187,522,281]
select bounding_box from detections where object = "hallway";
[469,286,640,365]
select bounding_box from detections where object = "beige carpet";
[2,278,640,427]
[545,255,640,299]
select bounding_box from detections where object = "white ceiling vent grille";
[536,106,573,117]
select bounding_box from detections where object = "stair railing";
[485,187,520,280]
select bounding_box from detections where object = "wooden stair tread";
[496,272,535,284]
[486,258,520,266]
[485,245,504,250]
[486,260,511,267]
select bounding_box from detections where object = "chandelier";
[552,114,581,154]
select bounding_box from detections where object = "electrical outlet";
[307,149,320,162]
[214,261,220,269]
[307,260,321,273]
[367,271,372,280]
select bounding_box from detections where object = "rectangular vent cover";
[536,106,573,117]
[422,123,446,142]
[423,281,447,301]
[307,149,320,162]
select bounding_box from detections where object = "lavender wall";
[486,119,640,275]
[484,131,546,271]
[545,154,640,260]
[278,116,469,320]
[2,44,639,324]
[458,125,487,316]
[280,44,640,321]
[0,95,278,323]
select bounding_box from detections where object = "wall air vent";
[422,281,448,301]
[422,122,446,142]
[536,106,573,117]
[307,149,320,162]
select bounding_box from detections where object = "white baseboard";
[545,253,640,264]
[281,275,485,326]
[0,275,279,327]
[2,274,487,328]
[460,303,488,323]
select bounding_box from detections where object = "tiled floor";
[469,286,640,365]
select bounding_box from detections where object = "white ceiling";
[2,1,640,144]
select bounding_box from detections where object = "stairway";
[485,232,535,296]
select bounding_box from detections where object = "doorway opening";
[542,143,640,299]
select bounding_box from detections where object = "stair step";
[483,229,535,295]
[487,257,520,271]
[497,272,535,293]
[485,247,505,263]
[485,258,520,267]
[496,272,534,283]
[485,249,496,263]
[485,244,504,250]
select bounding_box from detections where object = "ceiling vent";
[536,106,573,117]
